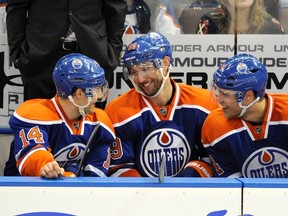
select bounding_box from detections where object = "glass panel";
[124,0,287,35]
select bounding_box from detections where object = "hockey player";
[4,53,115,179]
[105,32,218,177]
[202,53,288,178]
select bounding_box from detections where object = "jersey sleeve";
[108,125,142,177]
[106,91,143,177]
[201,109,243,177]
[205,141,243,177]
[9,113,54,176]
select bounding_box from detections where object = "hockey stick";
[158,154,165,183]
[76,122,100,176]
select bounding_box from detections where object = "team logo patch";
[72,59,83,69]
[54,143,86,167]
[140,128,191,177]
[242,147,288,178]
[236,63,248,74]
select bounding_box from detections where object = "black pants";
[20,48,80,101]
[3,141,20,176]
[19,48,107,109]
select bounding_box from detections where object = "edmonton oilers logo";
[53,143,86,162]
[236,63,248,73]
[140,128,190,177]
[72,59,83,69]
[242,147,288,178]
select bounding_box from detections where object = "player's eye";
[141,67,150,72]
[129,69,138,76]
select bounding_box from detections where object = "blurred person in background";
[263,0,279,19]
[124,0,180,35]
[178,0,219,34]
[196,0,284,34]
[124,0,151,34]
[149,0,181,34]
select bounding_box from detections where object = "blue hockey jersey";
[8,96,115,177]
[202,94,288,178]
[106,80,218,177]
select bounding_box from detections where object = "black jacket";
[6,0,127,81]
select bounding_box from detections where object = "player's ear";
[162,56,170,74]
[245,90,255,101]
[162,56,170,67]
[73,88,85,99]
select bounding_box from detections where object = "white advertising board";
[242,178,288,216]
[244,187,288,215]
[1,34,288,131]
[0,187,242,216]
[0,177,242,216]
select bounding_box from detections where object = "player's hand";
[40,160,65,179]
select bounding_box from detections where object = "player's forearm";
[17,149,54,176]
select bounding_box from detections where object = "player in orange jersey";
[105,32,218,178]
[4,53,115,179]
[202,53,288,178]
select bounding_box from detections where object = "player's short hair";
[53,53,105,98]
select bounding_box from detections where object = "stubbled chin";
[141,83,152,92]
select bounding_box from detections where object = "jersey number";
[19,126,45,148]
[110,137,123,160]
[103,148,111,170]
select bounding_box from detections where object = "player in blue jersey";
[202,53,288,178]
[105,32,218,177]
[4,53,115,179]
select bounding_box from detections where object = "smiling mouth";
[139,82,153,92]
[221,105,229,112]
[142,81,152,88]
